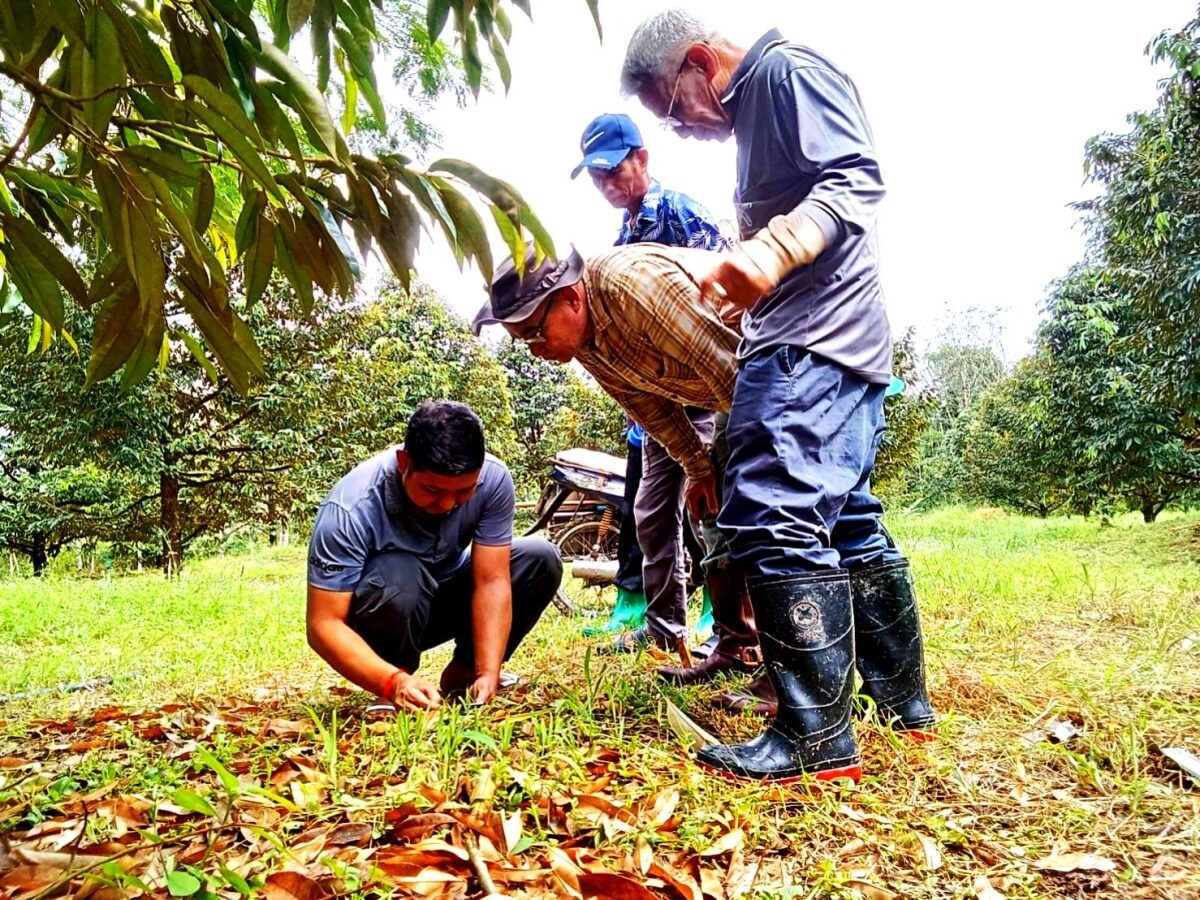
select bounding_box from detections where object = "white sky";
[412,1,1196,363]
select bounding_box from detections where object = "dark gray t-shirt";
[725,30,893,384]
[307,447,516,592]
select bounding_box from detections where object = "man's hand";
[469,672,501,705]
[698,251,774,311]
[390,671,443,710]
[685,470,720,521]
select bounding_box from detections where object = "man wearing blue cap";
[571,114,761,687]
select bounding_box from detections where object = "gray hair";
[619,10,720,97]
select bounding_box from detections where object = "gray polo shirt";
[725,30,892,384]
[307,447,516,592]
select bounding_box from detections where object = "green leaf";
[121,312,165,388]
[218,865,251,896]
[182,74,263,148]
[178,329,221,385]
[489,202,524,274]
[439,185,493,280]
[3,214,88,306]
[200,0,261,48]
[249,81,305,174]
[426,0,451,39]
[287,0,315,34]
[86,287,142,386]
[235,190,267,256]
[494,6,512,42]
[0,175,17,216]
[146,174,208,282]
[6,247,65,330]
[311,0,333,91]
[273,222,314,313]
[185,99,284,203]
[121,145,201,185]
[80,5,125,138]
[488,34,511,93]
[255,42,346,164]
[270,0,291,48]
[245,216,276,307]
[166,869,202,897]
[120,190,166,317]
[315,201,360,281]
[462,19,483,95]
[333,27,385,125]
[25,314,41,354]
[584,0,602,40]
[192,169,216,233]
[170,787,219,818]
[175,282,261,393]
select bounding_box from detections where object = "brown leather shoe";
[712,671,778,716]
[656,645,762,686]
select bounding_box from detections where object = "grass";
[0,508,1197,898]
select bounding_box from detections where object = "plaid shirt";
[617,179,732,252]
[576,244,739,479]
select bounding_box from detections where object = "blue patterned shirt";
[616,180,731,251]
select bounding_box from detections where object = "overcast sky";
[411,1,1196,363]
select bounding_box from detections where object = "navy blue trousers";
[718,347,902,578]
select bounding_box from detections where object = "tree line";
[0,279,626,575]
[900,12,1200,521]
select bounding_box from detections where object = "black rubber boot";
[696,571,861,783]
[850,559,936,736]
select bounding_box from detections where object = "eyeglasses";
[658,58,688,132]
[511,299,554,345]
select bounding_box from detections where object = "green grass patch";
[1,508,1197,898]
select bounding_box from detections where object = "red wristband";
[381,668,403,702]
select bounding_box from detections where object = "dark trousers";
[614,439,645,592]
[635,409,715,642]
[348,537,562,673]
[719,347,903,578]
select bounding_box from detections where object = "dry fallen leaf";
[647,859,702,900]
[1032,851,1117,873]
[699,828,745,857]
[577,870,659,899]
[261,870,328,900]
[974,874,1005,899]
[663,698,719,751]
[1160,746,1200,781]
[845,880,898,900]
[502,809,523,855]
[325,822,373,847]
[912,833,943,871]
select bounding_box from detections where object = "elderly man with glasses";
[615,11,937,785]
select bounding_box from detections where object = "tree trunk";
[30,533,48,576]
[161,472,183,576]
[1141,498,1158,524]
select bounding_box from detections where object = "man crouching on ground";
[306,400,563,710]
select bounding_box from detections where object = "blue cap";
[570,114,644,179]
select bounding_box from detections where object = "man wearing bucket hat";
[570,114,759,684]
[474,247,763,679]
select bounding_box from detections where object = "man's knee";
[511,537,563,589]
